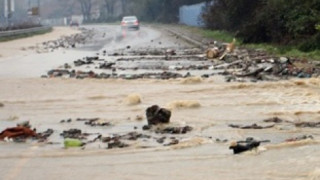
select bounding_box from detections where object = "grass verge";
[195,28,320,61]
[0,27,53,42]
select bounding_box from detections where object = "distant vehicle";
[70,21,79,27]
[121,16,140,30]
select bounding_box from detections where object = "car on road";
[70,21,79,27]
[121,16,140,30]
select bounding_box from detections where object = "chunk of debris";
[64,138,86,148]
[164,138,179,146]
[155,126,193,134]
[285,135,313,142]
[229,137,269,154]
[0,127,37,141]
[60,129,88,139]
[263,117,284,123]
[37,129,54,142]
[0,102,4,107]
[107,139,129,149]
[295,121,320,128]
[206,47,220,59]
[229,123,275,129]
[146,105,171,125]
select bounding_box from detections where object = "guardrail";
[0,26,52,37]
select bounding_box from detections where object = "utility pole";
[4,0,15,26]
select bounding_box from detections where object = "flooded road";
[0,25,320,180]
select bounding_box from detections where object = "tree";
[78,0,92,21]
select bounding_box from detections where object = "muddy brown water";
[1,25,320,180]
[1,78,320,180]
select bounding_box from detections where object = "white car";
[121,16,140,30]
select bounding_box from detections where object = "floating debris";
[155,126,193,134]
[229,137,269,154]
[60,129,89,139]
[295,121,320,128]
[146,105,171,125]
[0,127,37,141]
[64,138,86,148]
[229,123,275,129]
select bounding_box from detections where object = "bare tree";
[104,0,115,17]
[78,0,92,21]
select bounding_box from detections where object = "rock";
[37,129,54,142]
[0,102,4,107]
[142,125,151,130]
[146,105,171,125]
[107,139,129,149]
[164,138,179,146]
[60,129,88,139]
[229,140,260,154]
[155,126,193,134]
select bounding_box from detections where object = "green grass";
[200,29,237,44]
[0,28,53,42]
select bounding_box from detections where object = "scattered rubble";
[295,121,320,128]
[155,126,193,134]
[76,118,111,127]
[60,129,90,139]
[285,135,314,142]
[229,123,275,129]
[37,129,54,142]
[31,28,95,53]
[263,117,285,123]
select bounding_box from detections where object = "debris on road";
[155,126,193,134]
[60,129,89,139]
[285,135,314,142]
[206,47,220,59]
[0,126,37,141]
[30,28,95,53]
[229,123,275,129]
[263,117,285,123]
[64,138,86,148]
[229,137,267,154]
[295,121,320,128]
[37,129,54,142]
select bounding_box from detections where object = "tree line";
[202,0,320,51]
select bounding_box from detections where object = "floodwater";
[0,25,320,180]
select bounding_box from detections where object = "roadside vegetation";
[0,28,53,42]
[202,0,320,60]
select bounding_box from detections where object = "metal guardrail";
[0,26,52,37]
